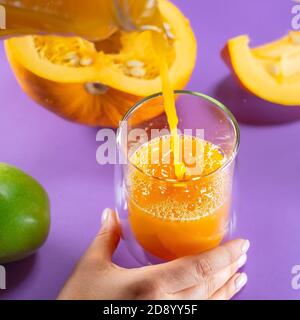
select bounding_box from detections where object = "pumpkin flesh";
[5,0,197,127]
[223,32,300,106]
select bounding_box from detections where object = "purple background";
[1,0,300,300]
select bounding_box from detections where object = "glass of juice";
[116,91,240,265]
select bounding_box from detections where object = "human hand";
[57,208,249,300]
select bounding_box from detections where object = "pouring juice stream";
[151,31,187,179]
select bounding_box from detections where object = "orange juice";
[127,135,232,260]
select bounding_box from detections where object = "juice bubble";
[127,135,233,260]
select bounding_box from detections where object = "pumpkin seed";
[166,30,175,40]
[69,56,80,66]
[164,23,175,39]
[130,67,146,78]
[80,57,93,66]
[85,82,108,95]
[127,60,145,68]
[163,22,171,31]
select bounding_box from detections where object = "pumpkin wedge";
[222,31,300,106]
[5,0,197,127]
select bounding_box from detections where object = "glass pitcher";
[0,0,162,41]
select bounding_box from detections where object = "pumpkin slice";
[222,31,300,106]
[5,0,197,127]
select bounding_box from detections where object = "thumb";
[84,208,121,265]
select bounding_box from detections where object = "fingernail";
[101,208,112,225]
[238,254,247,268]
[235,273,248,291]
[241,240,250,254]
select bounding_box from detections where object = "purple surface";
[0,0,300,300]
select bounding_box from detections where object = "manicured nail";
[101,208,112,225]
[238,254,247,268]
[235,273,248,291]
[241,240,250,254]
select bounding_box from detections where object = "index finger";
[153,239,250,294]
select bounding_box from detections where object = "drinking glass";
[115,91,240,265]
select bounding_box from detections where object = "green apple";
[0,163,50,264]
